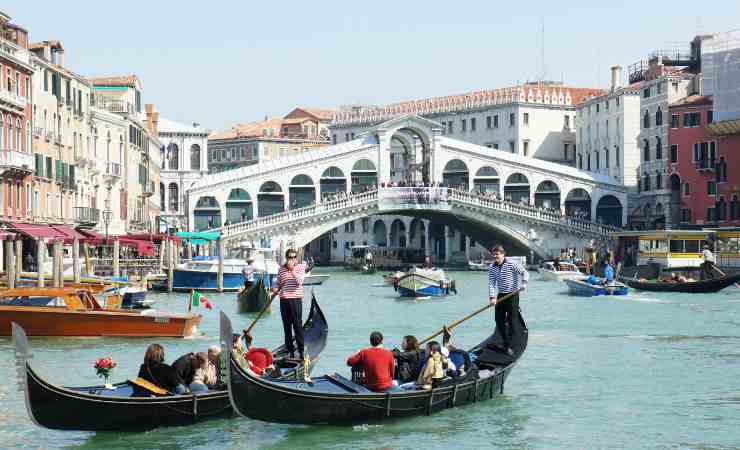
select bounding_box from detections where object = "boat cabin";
[348,245,425,270]
[0,288,102,310]
[611,230,711,269]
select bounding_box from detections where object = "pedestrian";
[488,244,528,356]
[272,249,307,359]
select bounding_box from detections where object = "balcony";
[694,159,716,172]
[0,90,28,111]
[73,206,100,225]
[94,98,132,114]
[53,134,62,145]
[33,127,43,138]
[0,149,34,175]
[45,131,53,142]
[143,180,156,197]
[104,162,122,180]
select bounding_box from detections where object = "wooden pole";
[36,238,45,288]
[419,289,521,345]
[14,238,22,283]
[6,239,15,289]
[175,240,181,265]
[83,242,92,276]
[167,239,174,293]
[72,238,81,283]
[112,238,120,278]
[52,240,61,288]
[158,241,166,273]
[217,239,225,292]
[186,241,193,261]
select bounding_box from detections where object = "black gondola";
[236,277,271,313]
[223,307,527,425]
[619,273,740,293]
[11,294,328,431]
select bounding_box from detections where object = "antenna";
[540,17,546,81]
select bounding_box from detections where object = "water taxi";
[540,261,583,282]
[396,268,456,297]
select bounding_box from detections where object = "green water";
[1,269,739,449]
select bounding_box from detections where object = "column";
[14,239,22,280]
[465,235,471,261]
[72,238,81,283]
[5,239,15,289]
[426,222,432,258]
[112,239,120,278]
[377,130,392,186]
[444,226,451,264]
[217,239,225,292]
[167,240,175,293]
[36,239,45,287]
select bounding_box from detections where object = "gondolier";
[272,249,307,359]
[488,244,528,356]
[701,245,716,280]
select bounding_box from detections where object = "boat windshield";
[1,296,66,307]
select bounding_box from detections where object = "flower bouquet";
[94,357,117,389]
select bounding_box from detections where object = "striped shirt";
[276,262,307,299]
[488,258,529,298]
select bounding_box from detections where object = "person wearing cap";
[242,256,257,290]
[272,249,307,359]
[701,244,716,280]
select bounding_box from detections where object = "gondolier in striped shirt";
[488,244,528,356]
[272,249,307,359]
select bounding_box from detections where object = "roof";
[209,118,284,140]
[670,95,712,108]
[29,40,64,51]
[158,117,206,135]
[333,84,606,126]
[297,108,335,121]
[708,119,740,136]
[89,74,141,88]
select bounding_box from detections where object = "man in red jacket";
[347,331,395,392]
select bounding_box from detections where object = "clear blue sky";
[5,1,739,130]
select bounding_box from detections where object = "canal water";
[1,269,739,449]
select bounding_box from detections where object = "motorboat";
[396,267,456,297]
[564,277,629,297]
[540,261,583,282]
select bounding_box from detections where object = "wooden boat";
[396,268,456,297]
[224,305,527,425]
[0,287,201,337]
[467,260,491,271]
[619,273,740,293]
[564,278,629,296]
[11,294,328,431]
[540,261,582,282]
[236,277,272,313]
[383,271,405,286]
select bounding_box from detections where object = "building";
[331,82,604,182]
[208,107,333,174]
[154,108,209,232]
[0,11,33,223]
[28,40,91,227]
[575,66,641,192]
[628,37,707,229]
[88,75,162,235]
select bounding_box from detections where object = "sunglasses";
[287,255,298,260]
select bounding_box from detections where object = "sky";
[5,0,740,131]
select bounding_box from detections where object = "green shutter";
[69,165,75,189]
[46,157,52,178]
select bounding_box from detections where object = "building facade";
[0,12,33,223]
[155,111,208,232]
[208,108,333,174]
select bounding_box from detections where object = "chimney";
[56,49,64,67]
[610,65,622,91]
[151,112,159,135]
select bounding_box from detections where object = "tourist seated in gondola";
[416,341,452,390]
[392,335,425,384]
[670,272,688,283]
[243,333,274,376]
[347,331,395,392]
[208,345,222,383]
[172,352,199,386]
[133,343,187,396]
[189,352,219,393]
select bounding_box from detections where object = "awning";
[7,222,69,240]
[76,230,157,256]
[0,230,15,240]
[127,233,181,244]
[51,225,88,245]
[176,231,221,245]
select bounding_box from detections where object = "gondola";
[223,306,527,425]
[236,277,271,313]
[11,294,328,431]
[619,273,740,293]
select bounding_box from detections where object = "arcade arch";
[504,173,530,204]
[226,188,253,224]
[442,159,469,189]
[258,181,284,217]
[289,174,316,209]
[194,196,221,231]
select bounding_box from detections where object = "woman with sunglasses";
[272,249,307,359]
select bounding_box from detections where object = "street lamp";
[102,209,113,244]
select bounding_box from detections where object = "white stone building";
[575,66,642,191]
[155,114,208,232]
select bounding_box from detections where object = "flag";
[191,291,213,310]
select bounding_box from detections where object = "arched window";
[26,121,31,152]
[717,196,727,221]
[167,143,179,170]
[190,144,201,171]
[643,139,650,162]
[159,182,165,211]
[717,157,728,182]
[655,136,662,160]
[731,195,740,220]
[168,183,179,212]
[587,153,591,171]
[655,107,663,126]
[643,110,650,129]
[578,154,583,169]
[8,118,13,150]
[595,151,600,170]
[643,172,651,191]
[655,171,662,190]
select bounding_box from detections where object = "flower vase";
[104,376,113,390]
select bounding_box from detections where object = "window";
[731,196,740,220]
[643,87,651,98]
[492,142,499,150]
[707,208,716,222]
[708,181,716,195]
[587,154,591,171]
[508,141,515,153]
[643,140,650,161]
[655,108,663,126]
[523,113,529,126]
[596,104,600,113]
[682,183,691,196]
[683,112,700,127]
[509,113,515,127]
[493,115,499,129]
[470,118,476,131]
[717,197,727,221]
[655,171,662,189]
[655,137,662,160]
[595,151,600,170]
[461,119,467,132]
[578,154,583,169]
[564,115,570,129]
[564,143,570,161]
[717,157,728,183]
[643,173,651,191]
[681,208,692,223]
[362,218,369,232]
[332,134,336,144]
[523,140,529,156]
[671,114,680,128]
[447,121,453,134]
[616,96,620,107]
[605,148,610,168]
[670,144,678,163]
[486,116,492,129]
[707,110,714,124]
[615,146,620,167]
[643,110,650,129]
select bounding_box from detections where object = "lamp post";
[526,228,538,266]
[102,209,113,244]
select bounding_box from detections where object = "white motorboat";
[540,261,583,282]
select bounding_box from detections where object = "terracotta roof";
[282,117,313,125]
[209,118,284,140]
[670,95,712,108]
[333,84,606,125]
[29,40,63,51]
[89,74,141,88]
[300,108,335,120]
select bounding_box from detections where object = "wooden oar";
[243,288,278,336]
[419,289,521,345]
[711,265,740,289]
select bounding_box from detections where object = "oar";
[243,285,278,336]
[711,265,740,289]
[419,289,521,345]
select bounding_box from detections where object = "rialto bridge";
[187,115,627,257]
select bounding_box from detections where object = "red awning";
[8,222,67,240]
[0,230,15,240]
[51,225,89,245]
[76,230,156,256]
[126,232,181,244]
